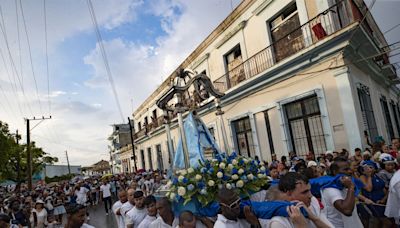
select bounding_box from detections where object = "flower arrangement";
[166,152,269,206]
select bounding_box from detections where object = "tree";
[0,120,58,183]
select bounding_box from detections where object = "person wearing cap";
[32,199,48,228]
[125,191,147,228]
[377,154,397,188]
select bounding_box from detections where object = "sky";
[0,0,399,167]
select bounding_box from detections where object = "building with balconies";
[132,0,398,170]
[108,123,133,174]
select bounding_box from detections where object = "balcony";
[213,0,362,93]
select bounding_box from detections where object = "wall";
[45,165,81,178]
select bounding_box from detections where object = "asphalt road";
[85,202,118,228]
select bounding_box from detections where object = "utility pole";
[128,117,137,172]
[26,116,51,190]
[14,130,21,190]
[66,150,71,175]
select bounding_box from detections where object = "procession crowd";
[0,138,400,228]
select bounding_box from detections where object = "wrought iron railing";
[213,0,360,93]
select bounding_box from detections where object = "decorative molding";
[216,20,247,49]
[252,0,273,16]
[190,53,210,70]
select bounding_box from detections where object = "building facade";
[43,165,81,178]
[108,123,133,173]
[132,0,398,170]
[83,160,111,176]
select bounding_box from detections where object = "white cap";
[325,150,333,156]
[307,161,318,167]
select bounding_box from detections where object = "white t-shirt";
[137,215,157,228]
[120,201,134,220]
[149,216,178,228]
[32,208,48,228]
[125,206,147,227]
[213,214,250,228]
[112,200,124,228]
[81,223,95,228]
[100,183,111,198]
[321,188,363,228]
[269,197,333,228]
[385,170,400,224]
[76,187,89,205]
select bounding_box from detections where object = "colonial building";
[83,160,111,176]
[120,144,134,173]
[108,123,133,173]
[131,0,398,170]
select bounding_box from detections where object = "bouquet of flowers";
[166,152,269,206]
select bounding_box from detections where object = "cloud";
[49,90,67,98]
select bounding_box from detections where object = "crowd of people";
[1,138,400,228]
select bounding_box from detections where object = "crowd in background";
[0,137,400,227]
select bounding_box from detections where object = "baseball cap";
[325,150,333,156]
[307,161,318,167]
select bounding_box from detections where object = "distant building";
[108,123,133,174]
[43,165,81,178]
[82,160,111,176]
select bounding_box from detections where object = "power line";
[384,23,400,35]
[19,0,43,114]
[15,0,23,86]
[86,0,125,123]
[43,0,51,115]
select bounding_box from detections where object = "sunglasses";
[220,198,241,209]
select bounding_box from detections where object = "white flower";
[208,180,215,187]
[260,161,265,166]
[195,174,202,181]
[228,164,234,169]
[258,173,265,178]
[236,180,244,188]
[260,166,266,172]
[177,187,186,196]
[180,170,187,175]
[238,169,244,175]
[219,162,226,169]
[166,180,172,186]
[231,174,239,180]
[178,175,184,182]
[200,189,207,195]
[247,174,254,180]
[169,192,176,200]
[217,172,223,178]
[187,168,194,174]
[226,183,232,190]
[212,159,218,162]
[232,159,238,165]
[243,158,249,164]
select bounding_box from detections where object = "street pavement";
[85,202,118,228]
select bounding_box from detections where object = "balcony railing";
[213,0,359,93]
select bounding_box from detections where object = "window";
[152,110,157,123]
[208,127,215,140]
[284,95,326,157]
[263,110,275,155]
[156,144,164,171]
[138,122,141,130]
[232,117,255,157]
[270,4,303,62]
[224,44,244,87]
[357,85,378,143]
[390,101,400,137]
[140,149,145,169]
[144,117,148,126]
[380,96,395,141]
[147,147,153,171]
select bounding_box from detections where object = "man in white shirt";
[75,184,89,206]
[137,195,157,228]
[385,160,400,225]
[321,157,363,228]
[100,180,112,215]
[120,189,135,222]
[125,190,147,228]
[112,190,128,228]
[66,204,95,228]
[269,172,333,228]
[214,188,251,228]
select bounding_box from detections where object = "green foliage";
[0,120,58,183]
[45,173,75,183]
